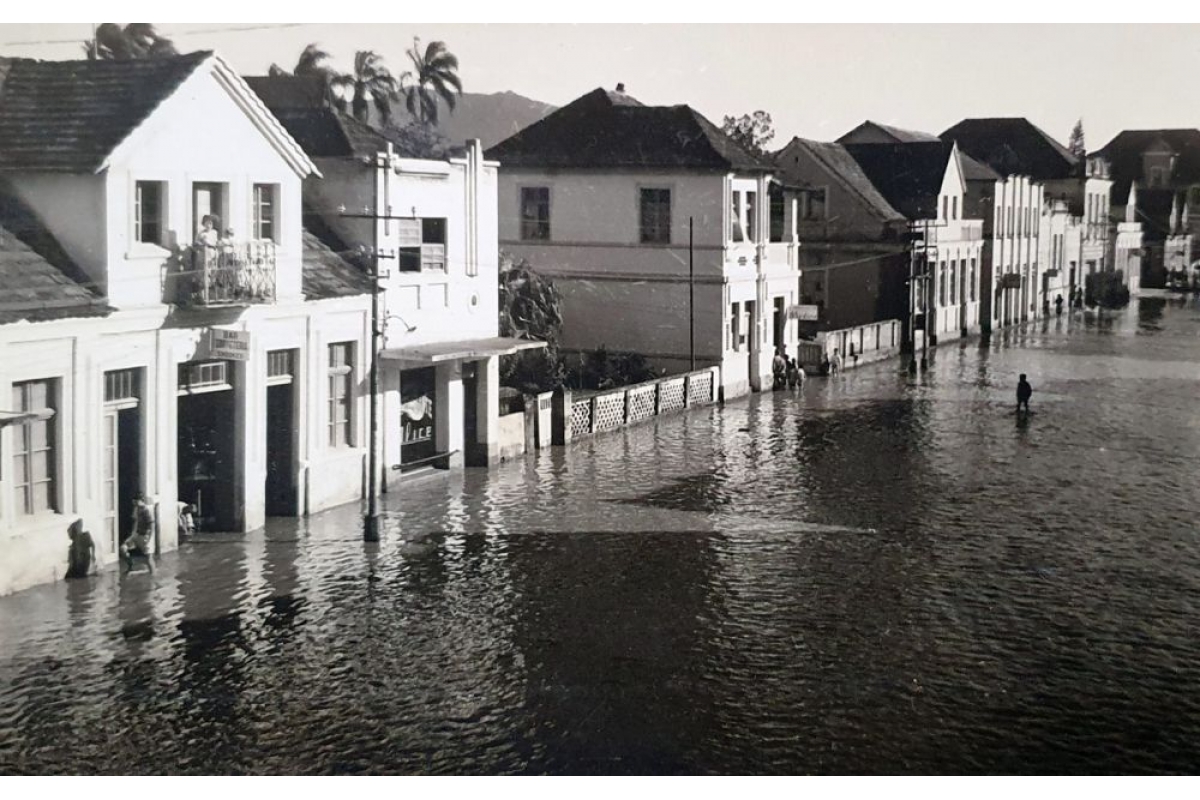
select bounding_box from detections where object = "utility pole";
[689,216,695,372]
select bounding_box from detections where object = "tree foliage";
[1068,119,1086,160]
[285,44,402,125]
[722,110,775,155]
[404,38,464,126]
[83,23,177,60]
[499,253,565,392]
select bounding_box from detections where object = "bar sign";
[210,329,251,361]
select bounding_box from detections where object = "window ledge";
[125,243,171,260]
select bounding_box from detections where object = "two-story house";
[486,85,801,400]
[838,140,987,351]
[0,53,374,595]
[940,118,1082,329]
[1095,129,1200,289]
[246,75,542,478]
[769,137,910,337]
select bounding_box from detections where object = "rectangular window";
[104,369,139,403]
[745,191,757,243]
[769,186,786,242]
[950,259,957,304]
[730,302,741,350]
[639,188,672,244]
[177,361,230,394]
[970,258,976,302]
[951,196,958,221]
[520,187,550,241]
[732,192,745,242]
[328,342,354,448]
[397,218,447,273]
[802,189,827,221]
[942,196,948,220]
[134,181,165,245]
[192,181,227,242]
[939,262,947,307]
[253,184,278,242]
[12,379,57,516]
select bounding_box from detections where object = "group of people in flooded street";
[64,493,198,580]
[771,348,807,390]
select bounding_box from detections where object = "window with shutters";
[12,379,57,515]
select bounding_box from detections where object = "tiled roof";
[771,138,904,223]
[842,141,954,220]
[0,52,210,172]
[246,75,426,159]
[485,87,771,172]
[838,120,940,145]
[941,118,1078,180]
[959,153,1002,182]
[301,230,373,300]
[0,184,110,324]
[1095,129,1200,204]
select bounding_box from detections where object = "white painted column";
[381,364,402,488]
[435,361,464,469]
[472,356,500,466]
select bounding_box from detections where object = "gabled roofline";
[781,137,905,224]
[99,53,321,179]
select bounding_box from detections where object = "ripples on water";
[3,298,1200,774]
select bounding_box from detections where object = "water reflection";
[2,297,1200,773]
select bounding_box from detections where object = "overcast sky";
[0,23,1196,151]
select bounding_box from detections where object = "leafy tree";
[499,253,565,392]
[403,38,463,126]
[83,23,177,60]
[1068,119,1086,160]
[722,110,775,155]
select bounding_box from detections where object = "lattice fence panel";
[658,378,686,412]
[571,399,592,437]
[628,385,656,422]
[594,392,626,432]
[688,372,713,405]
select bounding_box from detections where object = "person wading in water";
[1016,373,1033,415]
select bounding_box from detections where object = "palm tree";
[83,23,178,60]
[347,51,401,126]
[286,45,399,125]
[403,38,463,126]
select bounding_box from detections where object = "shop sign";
[210,329,250,361]
[787,304,820,321]
[401,395,433,445]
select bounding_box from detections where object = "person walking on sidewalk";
[1016,373,1033,415]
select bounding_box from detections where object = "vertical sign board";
[210,329,251,361]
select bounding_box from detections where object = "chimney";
[615,82,625,93]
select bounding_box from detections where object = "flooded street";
[3,295,1200,775]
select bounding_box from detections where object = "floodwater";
[3,295,1200,775]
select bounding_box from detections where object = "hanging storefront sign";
[786,304,820,321]
[210,328,251,361]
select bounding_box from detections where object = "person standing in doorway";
[1016,373,1033,415]
[772,348,788,390]
[122,493,155,573]
[1054,294,1064,317]
[65,519,97,579]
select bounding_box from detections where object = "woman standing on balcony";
[198,214,220,247]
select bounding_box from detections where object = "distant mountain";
[390,90,556,150]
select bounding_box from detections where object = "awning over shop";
[0,410,36,428]
[380,336,547,365]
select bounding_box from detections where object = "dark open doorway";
[265,349,297,516]
[177,361,237,532]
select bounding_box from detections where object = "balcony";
[178,240,277,307]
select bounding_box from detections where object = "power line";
[0,23,310,48]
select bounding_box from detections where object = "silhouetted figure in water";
[1016,373,1033,414]
[1055,294,1064,317]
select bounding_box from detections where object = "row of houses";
[3,52,1199,595]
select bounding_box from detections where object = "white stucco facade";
[496,167,801,399]
[0,55,374,595]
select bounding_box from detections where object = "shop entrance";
[177,360,237,531]
[265,350,297,516]
[102,369,142,555]
[399,366,436,470]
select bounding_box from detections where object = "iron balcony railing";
[181,240,277,306]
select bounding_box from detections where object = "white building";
[486,85,802,399]
[0,53,374,595]
[840,140,986,348]
[247,75,542,477]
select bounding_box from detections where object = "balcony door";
[192,182,227,238]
